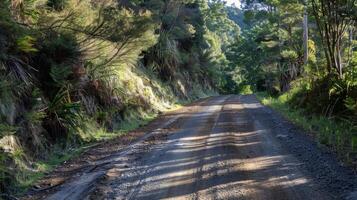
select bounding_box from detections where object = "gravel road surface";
[28,95,357,200]
[86,95,357,200]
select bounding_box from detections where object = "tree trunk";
[335,38,343,78]
[303,1,309,65]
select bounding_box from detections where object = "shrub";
[239,85,253,95]
[47,0,67,11]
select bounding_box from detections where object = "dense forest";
[0,0,356,197]
[228,0,357,163]
[0,0,239,195]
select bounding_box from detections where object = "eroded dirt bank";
[25,95,357,200]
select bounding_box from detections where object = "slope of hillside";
[0,0,238,195]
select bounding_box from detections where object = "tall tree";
[310,0,356,77]
[303,0,309,65]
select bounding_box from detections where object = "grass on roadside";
[15,101,186,195]
[17,145,86,193]
[255,92,357,164]
[15,111,159,195]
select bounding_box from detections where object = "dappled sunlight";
[233,130,263,137]
[179,135,209,142]
[98,96,329,200]
[223,103,244,110]
[242,155,286,171]
[267,176,309,188]
[116,127,312,199]
[243,102,264,109]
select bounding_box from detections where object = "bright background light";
[224,0,241,7]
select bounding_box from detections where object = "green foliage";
[0,124,17,137]
[50,64,72,86]
[257,92,356,163]
[344,51,357,87]
[235,0,357,168]
[47,0,67,11]
[229,0,309,93]
[16,36,38,53]
[41,33,79,64]
[0,0,236,195]
[0,76,15,105]
[281,50,298,60]
[0,151,13,194]
[47,87,83,133]
[25,110,47,125]
[345,97,357,112]
[239,85,253,95]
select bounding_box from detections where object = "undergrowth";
[12,106,167,195]
[0,0,228,196]
[7,91,197,196]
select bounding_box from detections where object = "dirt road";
[32,95,357,200]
